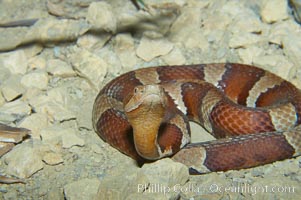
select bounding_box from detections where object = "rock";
[43,152,64,165]
[23,44,44,58]
[19,113,49,139]
[290,0,301,23]
[141,158,189,188]
[162,46,186,65]
[77,33,112,50]
[238,46,264,64]
[96,47,123,75]
[1,75,25,101]
[136,35,174,61]
[0,66,11,85]
[0,100,31,123]
[96,168,148,200]
[29,97,76,123]
[169,8,210,49]
[64,178,100,200]
[0,92,5,107]
[40,126,71,146]
[25,18,91,44]
[96,159,188,199]
[260,0,289,23]
[229,33,262,48]
[28,56,47,70]
[282,34,301,67]
[86,2,117,33]
[62,132,85,148]
[0,50,28,74]
[3,144,44,178]
[253,55,293,79]
[229,11,263,34]
[70,48,108,89]
[252,177,300,199]
[114,33,138,69]
[46,59,76,77]
[21,70,49,90]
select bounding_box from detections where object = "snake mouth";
[124,85,165,113]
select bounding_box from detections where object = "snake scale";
[92,63,301,173]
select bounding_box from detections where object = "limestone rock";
[43,152,64,165]
[0,100,31,123]
[260,0,289,23]
[25,18,91,44]
[141,158,189,187]
[282,34,301,67]
[28,56,47,70]
[162,47,186,65]
[19,113,49,139]
[291,0,301,23]
[114,33,138,69]
[229,33,262,48]
[46,59,76,77]
[0,67,11,85]
[96,168,148,200]
[28,87,76,123]
[64,178,100,200]
[70,48,108,89]
[40,126,65,146]
[4,144,44,178]
[238,46,264,64]
[1,75,25,101]
[136,36,173,61]
[62,132,85,148]
[21,70,49,90]
[0,92,5,107]
[253,55,293,79]
[0,50,28,74]
[77,33,112,50]
[86,2,117,33]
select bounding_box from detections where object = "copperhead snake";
[92,63,301,173]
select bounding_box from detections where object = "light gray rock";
[141,158,189,187]
[260,0,289,23]
[290,0,301,23]
[136,35,173,61]
[228,33,262,49]
[3,144,44,178]
[21,70,49,90]
[62,132,85,149]
[1,74,25,101]
[28,56,47,70]
[114,33,138,69]
[77,33,112,50]
[162,46,186,65]
[46,59,76,78]
[0,92,5,107]
[0,100,31,123]
[238,46,264,64]
[28,87,76,123]
[64,178,100,200]
[86,2,117,33]
[19,113,49,139]
[0,50,28,74]
[43,152,64,166]
[40,126,74,146]
[70,48,108,89]
[96,168,148,200]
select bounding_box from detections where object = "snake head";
[124,84,167,114]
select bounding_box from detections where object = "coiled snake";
[92,63,301,173]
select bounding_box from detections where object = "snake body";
[92,63,301,173]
